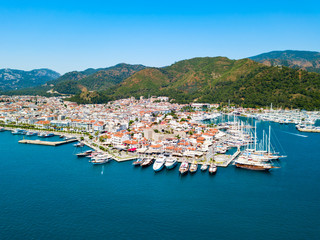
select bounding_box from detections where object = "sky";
[0,0,320,74]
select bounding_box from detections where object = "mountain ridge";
[249,50,320,73]
[0,68,60,91]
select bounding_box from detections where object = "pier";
[217,147,241,167]
[19,138,78,146]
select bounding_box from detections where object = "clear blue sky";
[0,0,319,74]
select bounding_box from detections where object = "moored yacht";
[76,150,93,157]
[132,158,144,166]
[200,163,208,171]
[26,131,38,136]
[179,161,189,175]
[74,142,84,147]
[12,129,27,135]
[90,154,110,164]
[209,163,217,174]
[189,160,198,173]
[153,155,166,172]
[165,157,177,169]
[141,157,154,167]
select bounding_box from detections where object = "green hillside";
[52,63,146,94]
[70,57,320,110]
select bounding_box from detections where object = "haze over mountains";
[0,68,60,91]
[1,50,320,109]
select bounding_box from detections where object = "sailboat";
[235,124,281,171]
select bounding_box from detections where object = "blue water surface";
[0,122,319,240]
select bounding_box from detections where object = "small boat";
[200,163,208,171]
[90,155,110,164]
[141,158,154,167]
[209,163,217,174]
[64,136,76,141]
[165,157,177,169]
[189,161,198,173]
[179,161,189,175]
[87,152,99,158]
[132,158,144,166]
[76,150,93,157]
[59,135,65,138]
[12,129,27,135]
[26,131,38,136]
[153,155,166,172]
[38,132,54,138]
[74,142,84,147]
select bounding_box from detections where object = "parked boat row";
[10,129,56,138]
[132,155,217,175]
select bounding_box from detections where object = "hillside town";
[0,95,319,171]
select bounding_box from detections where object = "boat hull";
[165,162,177,170]
[235,163,274,171]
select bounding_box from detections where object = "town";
[0,95,319,172]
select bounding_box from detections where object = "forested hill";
[69,57,320,110]
[48,63,147,94]
[249,50,320,73]
[0,68,60,91]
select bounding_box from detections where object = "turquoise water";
[1,122,320,240]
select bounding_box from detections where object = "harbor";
[1,121,319,240]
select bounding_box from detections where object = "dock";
[19,138,78,146]
[217,147,241,167]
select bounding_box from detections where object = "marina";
[1,107,320,239]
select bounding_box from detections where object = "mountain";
[249,50,320,73]
[70,57,320,110]
[49,63,147,94]
[0,68,60,91]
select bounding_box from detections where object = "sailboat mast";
[254,121,257,151]
[268,125,271,154]
[262,130,265,152]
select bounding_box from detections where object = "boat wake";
[281,131,308,138]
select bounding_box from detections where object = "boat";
[90,154,110,164]
[208,163,217,174]
[141,158,154,167]
[189,161,198,173]
[76,150,93,157]
[59,135,65,138]
[74,142,84,147]
[12,129,27,135]
[38,132,54,138]
[26,131,37,136]
[132,158,144,166]
[165,157,177,169]
[179,161,189,175]
[153,155,166,172]
[234,157,278,171]
[64,136,76,141]
[200,163,208,171]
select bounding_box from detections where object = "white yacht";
[200,163,208,171]
[165,157,177,169]
[153,155,166,172]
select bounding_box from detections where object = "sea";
[1,119,320,240]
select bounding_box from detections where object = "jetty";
[19,138,77,146]
[217,147,241,167]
